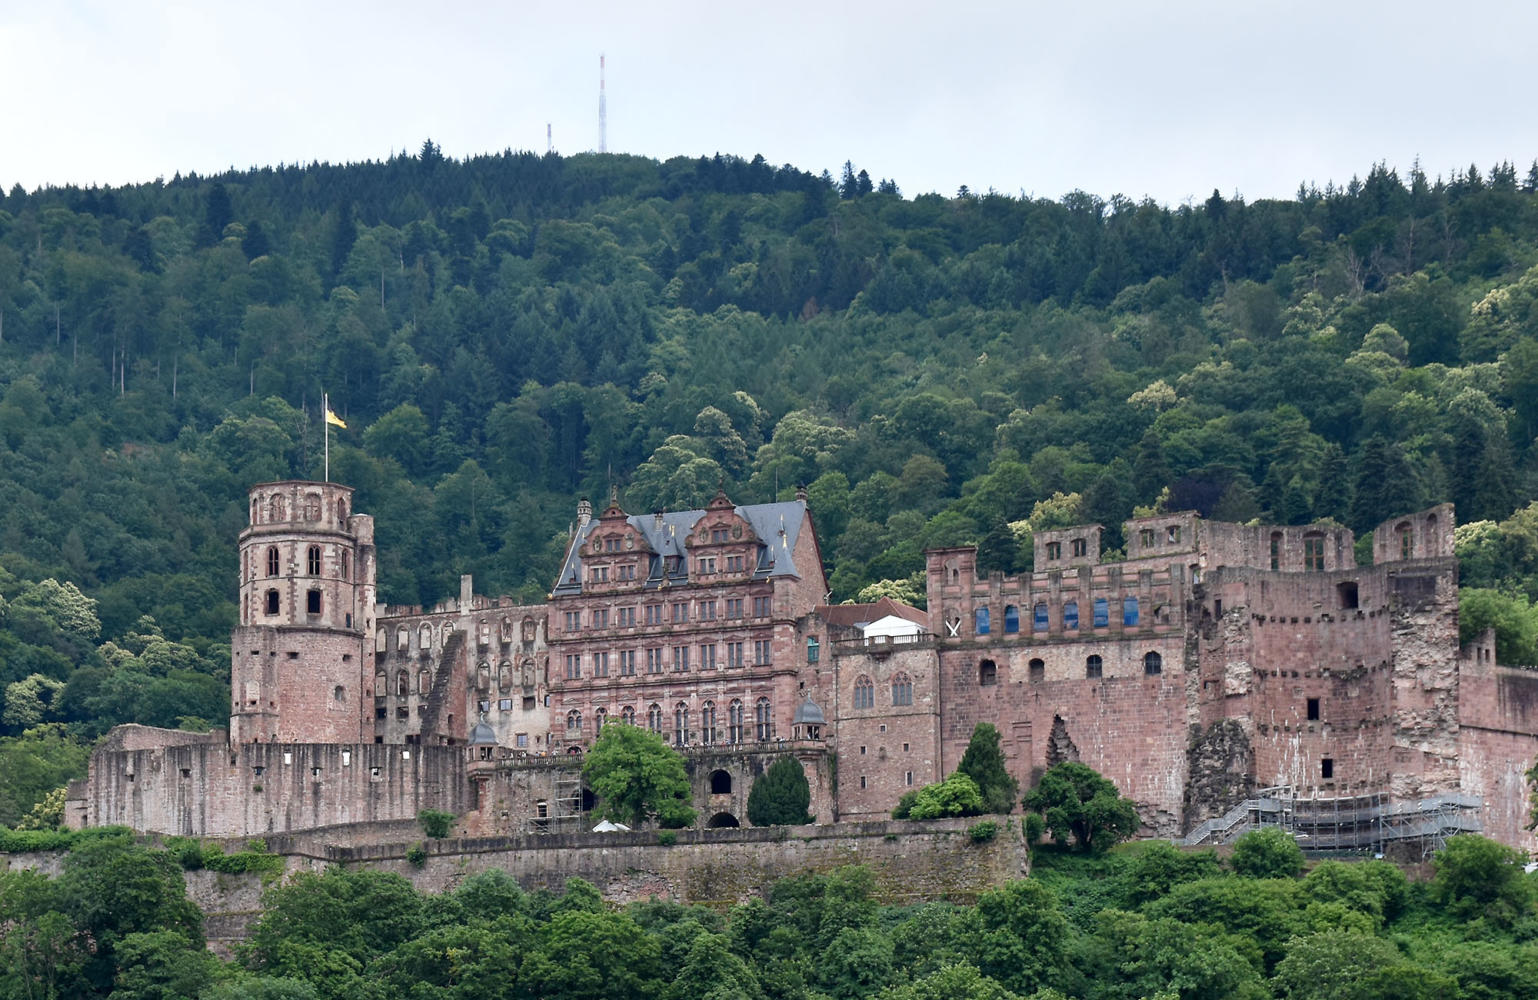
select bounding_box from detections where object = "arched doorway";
[707,812,740,828]
[709,769,733,794]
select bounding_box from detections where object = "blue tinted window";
[976,607,990,635]
[1093,598,1109,627]
[1063,601,1079,630]
[1123,596,1140,626]
[1003,605,1019,633]
[1032,603,1048,632]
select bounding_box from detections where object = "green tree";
[747,756,813,826]
[582,723,696,828]
[1430,833,1535,927]
[894,772,984,820]
[1229,827,1303,879]
[956,723,1020,815]
[1022,762,1140,852]
[971,879,1068,995]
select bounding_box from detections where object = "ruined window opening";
[1071,538,1087,557]
[1063,601,1079,630]
[711,769,732,794]
[1337,582,1359,609]
[307,545,321,575]
[1321,757,1334,779]
[1045,541,1062,560]
[265,590,279,615]
[376,707,387,719]
[1093,598,1109,628]
[1028,658,1045,683]
[396,672,409,697]
[1307,697,1320,721]
[1004,605,1019,633]
[1123,596,1139,627]
[304,494,321,520]
[333,685,345,701]
[523,696,536,711]
[978,659,998,686]
[1033,603,1048,632]
[975,606,990,635]
[854,676,875,709]
[1139,528,1155,547]
[1399,524,1413,560]
[1270,532,1282,571]
[397,627,409,651]
[891,673,913,706]
[1304,534,1326,572]
[266,546,280,577]
[1214,599,1222,616]
[1085,655,1103,678]
[1143,651,1162,675]
[1167,525,1181,543]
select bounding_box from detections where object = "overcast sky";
[4,1,1535,206]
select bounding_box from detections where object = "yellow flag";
[325,408,347,429]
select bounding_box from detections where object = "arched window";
[1398,522,1413,560]
[266,546,280,577]
[853,675,875,709]
[621,705,636,726]
[336,498,348,524]
[397,627,409,651]
[1033,603,1049,632]
[710,768,732,794]
[304,493,322,520]
[307,545,321,575]
[522,617,537,642]
[376,629,387,652]
[269,495,286,521]
[1086,654,1103,678]
[975,606,990,635]
[1123,596,1139,627]
[396,672,409,696]
[498,661,512,691]
[728,699,745,743]
[478,620,491,647]
[674,702,689,746]
[374,670,386,695]
[476,663,491,691]
[594,707,606,733]
[1144,651,1162,675]
[1028,658,1045,683]
[1426,514,1439,551]
[701,701,717,744]
[979,659,997,686]
[501,618,513,642]
[755,697,773,740]
[647,703,663,733]
[417,669,429,695]
[566,709,582,732]
[419,623,433,651]
[265,590,279,615]
[1063,601,1079,630]
[891,673,913,706]
[340,549,350,581]
[1093,598,1109,628]
[1270,532,1282,571]
[1004,605,1020,634]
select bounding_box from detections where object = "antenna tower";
[547,122,552,154]
[598,54,607,153]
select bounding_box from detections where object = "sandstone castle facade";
[71,481,1538,853]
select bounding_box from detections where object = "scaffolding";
[1181,786,1482,858]
[526,769,588,835]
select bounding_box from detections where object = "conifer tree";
[956,723,1019,815]
[747,756,813,826]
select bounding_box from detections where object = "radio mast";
[598,54,607,153]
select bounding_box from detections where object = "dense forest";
[4,828,1538,1000]
[5,145,1538,821]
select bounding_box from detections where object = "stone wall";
[1457,651,1538,853]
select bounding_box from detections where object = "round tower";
[230,481,376,744]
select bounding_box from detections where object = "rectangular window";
[516,732,529,748]
[752,596,772,618]
[646,648,664,674]
[644,604,662,625]
[698,557,716,575]
[699,600,717,620]
[700,643,717,669]
[1167,525,1181,543]
[905,771,913,786]
[1321,757,1334,779]
[726,555,744,572]
[590,566,608,583]
[672,646,690,672]
[1337,582,1358,609]
[753,639,772,665]
[498,698,513,711]
[1307,697,1320,721]
[711,528,729,543]
[1304,537,1325,572]
[1093,598,1109,628]
[564,611,581,632]
[307,590,322,614]
[618,564,636,581]
[522,696,536,710]
[593,651,609,677]
[725,598,744,619]
[619,649,636,676]
[617,606,636,627]
[859,776,867,789]
[564,654,581,679]
[727,641,745,667]
[1071,538,1087,557]
[592,608,610,628]
[1140,528,1156,547]
[671,602,689,623]
[1046,541,1062,560]
[806,636,819,663]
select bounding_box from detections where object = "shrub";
[657,830,678,846]
[968,821,999,844]
[419,809,455,838]
[897,773,985,820]
[406,843,427,868]
[1230,827,1303,878]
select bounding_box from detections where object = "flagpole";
[324,392,330,483]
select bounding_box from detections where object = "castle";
[70,481,1538,853]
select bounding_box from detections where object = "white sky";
[4,1,1535,206]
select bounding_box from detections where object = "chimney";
[654,511,665,531]
[577,497,592,529]
[795,484,808,504]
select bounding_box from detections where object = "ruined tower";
[230,481,375,744]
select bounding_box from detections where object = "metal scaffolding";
[1181,786,1482,858]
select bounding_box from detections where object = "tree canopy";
[581,723,696,829]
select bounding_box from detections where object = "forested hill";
[4,146,1538,792]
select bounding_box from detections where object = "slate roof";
[552,499,810,596]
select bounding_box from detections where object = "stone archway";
[707,811,740,828]
[709,769,733,794]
